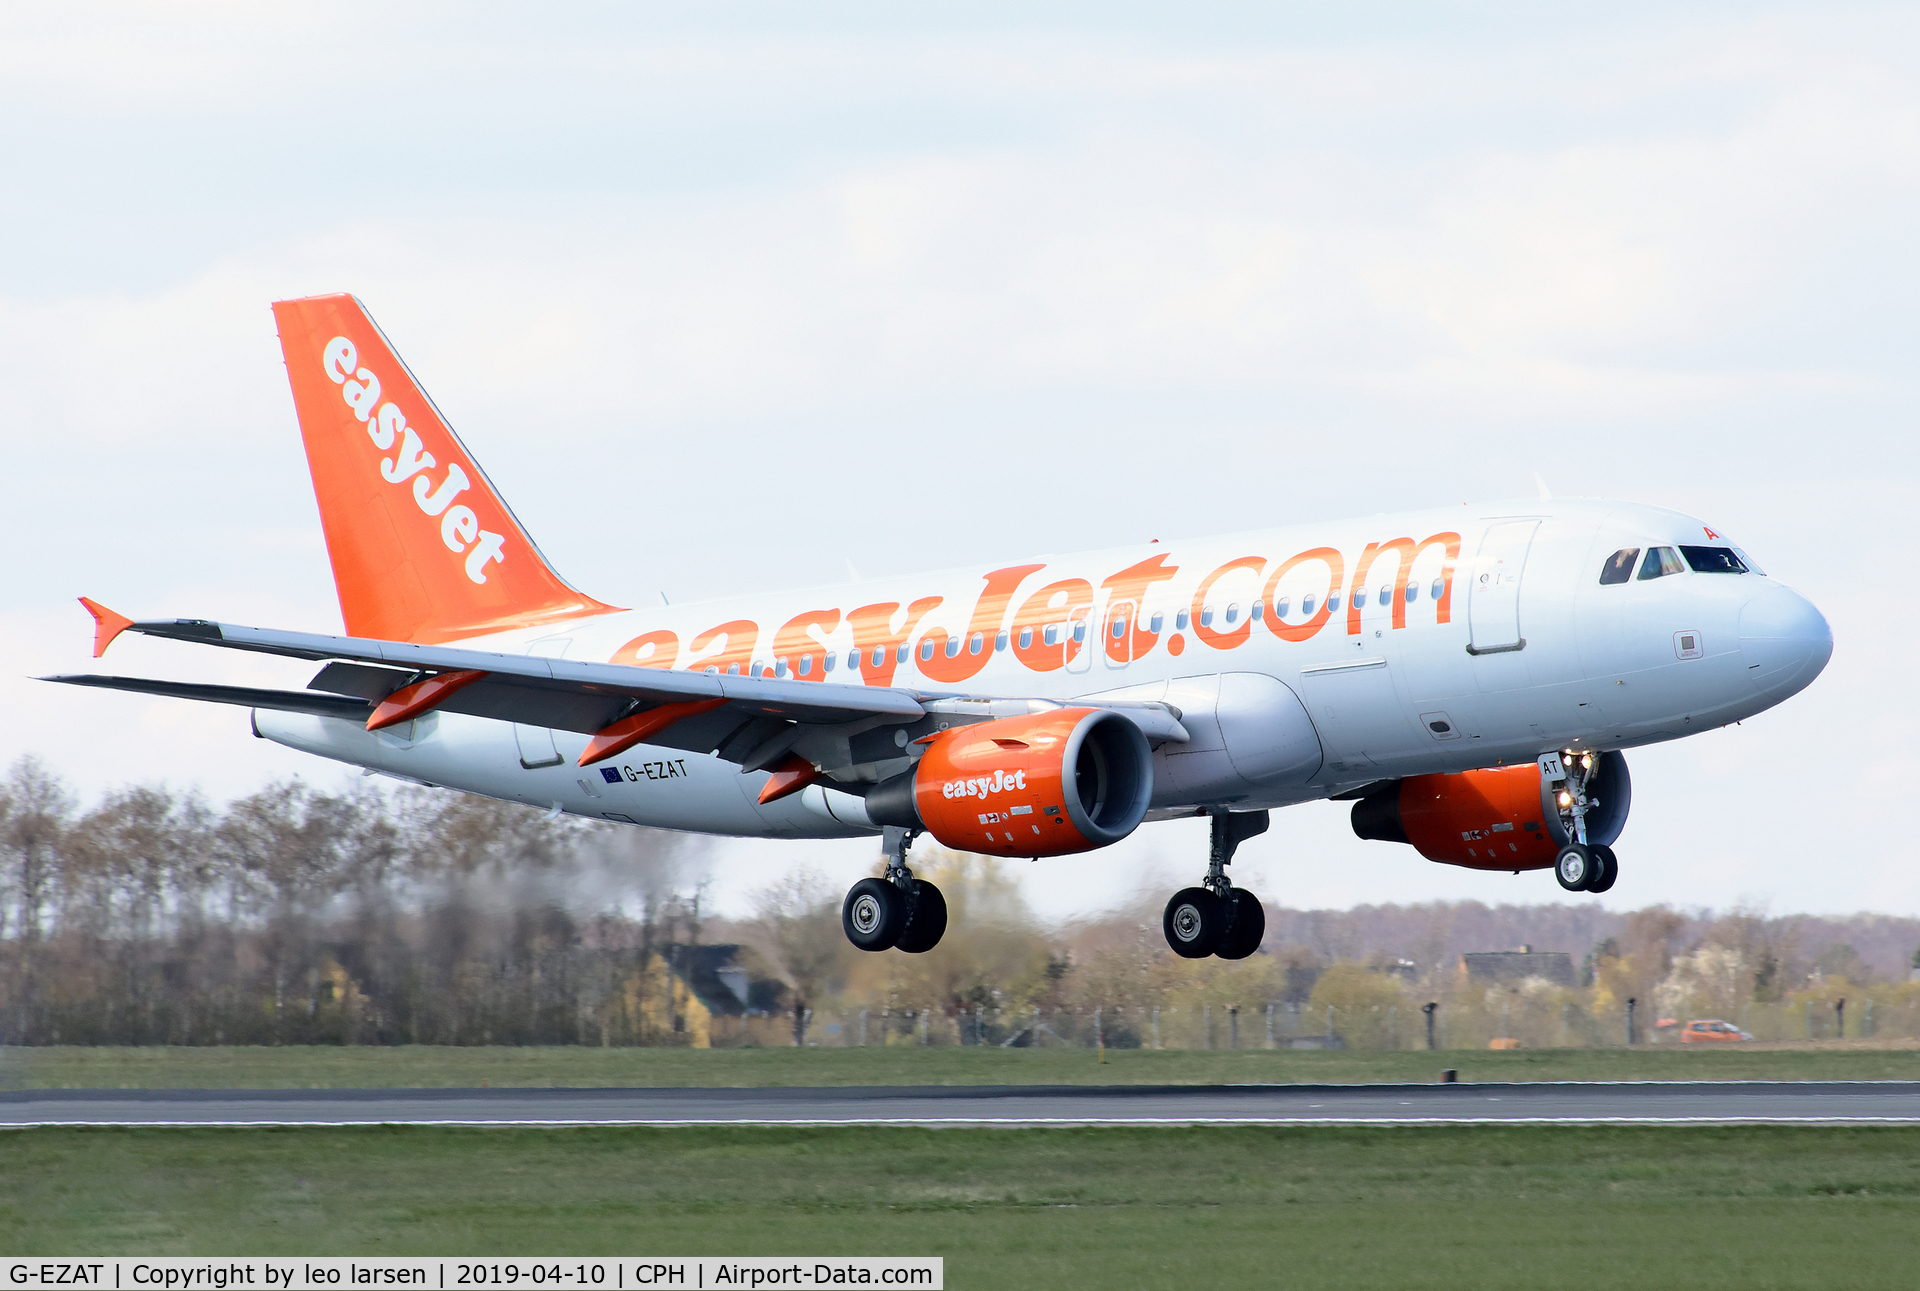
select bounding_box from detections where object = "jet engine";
[1351,751,1631,871]
[864,707,1153,858]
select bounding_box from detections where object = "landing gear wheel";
[843,877,908,951]
[1164,886,1225,959]
[895,880,948,954]
[1554,843,1598,893]
[1215,889,1266,960]
[1587,844,1618,894]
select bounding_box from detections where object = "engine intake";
[865,707,1152,857]
[1351,751,1630,871]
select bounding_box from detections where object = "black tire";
[1554,843,1597,893]
[1163,886,1225,959]
[895,880,948,954]
[843,877,907,951]
[1588,844,1618,893]
[1216,889,1266,960]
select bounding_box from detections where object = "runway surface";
[5,1081,1920,1127]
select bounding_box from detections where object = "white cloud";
[3,2,1915,920]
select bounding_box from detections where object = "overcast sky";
[3,2,1915,923]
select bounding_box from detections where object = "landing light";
[1557,791,1572,807]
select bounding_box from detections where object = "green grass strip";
[4,1124,1918,1288]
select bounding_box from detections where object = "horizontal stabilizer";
[40,674,374,721]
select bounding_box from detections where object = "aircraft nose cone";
[1739,586,1832,702]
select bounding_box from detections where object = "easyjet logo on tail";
[321,336,506,586]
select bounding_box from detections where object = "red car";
[1681,1019,1753,1043]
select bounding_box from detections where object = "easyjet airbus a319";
[51,294,1833,958]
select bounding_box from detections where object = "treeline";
[2,755,1916,1049]
[0,757,706,1046]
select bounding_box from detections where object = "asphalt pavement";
[4,1081,1919,1126]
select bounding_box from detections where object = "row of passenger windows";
[696,579,1454,677]
[1598,545,1751,585]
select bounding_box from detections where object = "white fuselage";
[254,497,1830,841]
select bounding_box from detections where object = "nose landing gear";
[842,826,949,953]
[1162,810,1269,959]
[1550,752,1619,893]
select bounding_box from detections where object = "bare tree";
[749,869,848,1045]
[0,757,75,1041]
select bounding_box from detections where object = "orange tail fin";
[272,294,621,644]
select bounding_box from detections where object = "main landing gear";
[1163,810,1269,960]
[842,826,948,953]
[1551,751,1618,894]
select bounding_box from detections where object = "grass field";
[2,1123,1916,1287]
[3,1043,1917,1089]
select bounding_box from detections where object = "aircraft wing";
[46,604,1188,775]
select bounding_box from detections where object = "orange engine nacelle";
[863,707,1153,858]
[1350,753,1630,871]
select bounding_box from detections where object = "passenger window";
[1072,622,1086,643]
[1175,609,1190,631]
[1404,583,1416,604]
[1149,612,1164,633]
[968,632,984,655]
[1353,588,1367,609]
[1328,594,1341,612]
[797,654,812,677]
[1019,626,1033,650]
[1680,545,1748,574]
[1250,601,1263,621]
[1111,615,1126,640]
[822,653,834,673]
[1638,547,1683,580]
[946,636,962,658]
[1200,606,1214,627]
[995,630,1008,651]
[1044,624,1059,646]
[1599,548,1639,585]
[1429,577,1444,600]
[1274,597,1290,618]
[1378,584,1391,607]
[1301,594,1316,616]
[920,639,935,662]
[1224,603,1239,625]
[896,644,908,664]
[872,647,886,668]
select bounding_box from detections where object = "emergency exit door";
[514,637,570,768]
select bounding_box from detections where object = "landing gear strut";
[1551,751,1618,894]
[1163,810,1269,959]
[842,826,948,953]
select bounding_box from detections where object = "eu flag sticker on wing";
[600,767,622,784]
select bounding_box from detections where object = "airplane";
[46,294,1833,959]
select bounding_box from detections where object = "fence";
[730,990,1920,1051]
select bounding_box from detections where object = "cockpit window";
[1599,549,1639,585]
[1733,548,1764,576]
[1638,546,1685,580]
[1680,545,1748,574]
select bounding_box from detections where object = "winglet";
[79,597,135,658]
